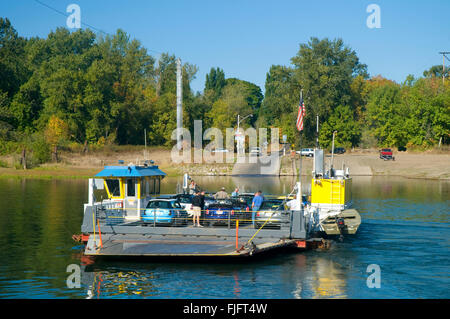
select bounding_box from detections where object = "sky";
[2,0,449,93]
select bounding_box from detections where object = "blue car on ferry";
[142,199,188,226]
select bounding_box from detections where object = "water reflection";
[232,271,241,298]
[76,249,356,299]
[283,251,353,299]
[310,257,347,298]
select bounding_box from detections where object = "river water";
[0,176,448,299]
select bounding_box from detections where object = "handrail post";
[92,207,96,244]
[235,219,239,251]
[97,219,103,248]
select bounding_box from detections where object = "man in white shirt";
[286,194,301,211]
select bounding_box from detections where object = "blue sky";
[2,0,449,93]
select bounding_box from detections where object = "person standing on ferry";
[191,191,203,227]
[251,191,264,227]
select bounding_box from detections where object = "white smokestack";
[176,58,183,150]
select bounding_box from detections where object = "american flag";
[296,95,305,131]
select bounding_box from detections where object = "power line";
[33,0,108,35]
[32,0,164,55]
[438,51,449,84]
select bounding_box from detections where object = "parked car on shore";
[297,148,314,157]
[142,199,188,226]
[249,147,261,157]
[333,147,346,154]
[379,148,395,161]
[212,148,229,153]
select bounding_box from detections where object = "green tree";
[291,37,368,143]
[206,79,261,134]
[0,18,29,98]
[205,67,226,101]
[259,65,296,128]
[423,65,449,79]
[319,104,361,149]
[365,82,406,147]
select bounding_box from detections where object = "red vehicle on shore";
[379,148,395,161]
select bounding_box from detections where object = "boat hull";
[320,209,361,235]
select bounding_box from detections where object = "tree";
[205,67,226,101]
[319,104,361,148]
[0,18,29,98]
[364,82,406,147]
[423,65,449,79]
[44,115,69,161]
[259,65,295,126]
[258,65,297,142]
[206,79,262,135]
[291,37,368,143]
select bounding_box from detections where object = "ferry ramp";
[232,153,280,176]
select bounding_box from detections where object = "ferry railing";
[137,207,293,230]
[93,204,299,234]
[94,203,125,226]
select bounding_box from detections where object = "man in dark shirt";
[191,191,203,227]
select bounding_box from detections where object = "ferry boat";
[77,161,317,258]
[75,149,359,258]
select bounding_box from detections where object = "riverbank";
[0,149,449,180]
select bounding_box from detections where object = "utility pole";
[316,114,319,148]
[144,129,147,159]
[176,58,183,150]
[439,52,449,85]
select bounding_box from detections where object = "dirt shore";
[0,149,448,180]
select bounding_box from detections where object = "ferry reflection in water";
[81,265,160,298]
[78,249,355,299]
[282,252,350,299]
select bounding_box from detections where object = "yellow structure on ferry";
[307,149,361,236]
[311,178,352,207]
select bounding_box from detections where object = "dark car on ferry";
[204,199,249,227]
[236,193,255,207]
